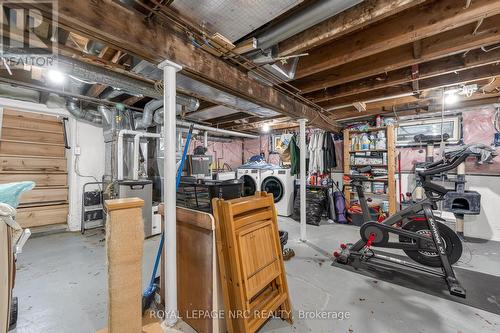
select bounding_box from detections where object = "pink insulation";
[462,106,500,174]
[338,105,500,174]
[189,138,243,169]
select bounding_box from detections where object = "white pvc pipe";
[299,119,307,241]
[158,59,182,327]
[177,120,258,139]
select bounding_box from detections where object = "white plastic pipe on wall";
[177,120,258,139]
[299,119,307,241]
[158,59,182,328]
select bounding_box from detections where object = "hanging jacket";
[323,132,337,172]
[289,135,300,175]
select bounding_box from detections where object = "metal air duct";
[255,0,362,51]
[66,98,105,126]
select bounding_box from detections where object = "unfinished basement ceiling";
[186,105,241,121]
[170,0,303,42]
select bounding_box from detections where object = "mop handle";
[148,124,194,287]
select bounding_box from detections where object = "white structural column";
[204,131,208,148]
[158,59,182,327]
[298,119,307,241]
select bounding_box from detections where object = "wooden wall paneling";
[16,204,69,228]
[19,186,68,206]
[0,108,68,229]
[0,140,65,157]
[1,127,64,144]
[0,155,67,173]
[0,172,67,186]
[2,114,63,133]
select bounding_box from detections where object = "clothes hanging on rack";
[323,132,337,172]
[308,131,326,174]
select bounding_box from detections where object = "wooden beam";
[278,0,426,56]
[86,84,107,98]
[306,47,500,103]
[35,0,337,131]
[330,92,500,121]
[294,0,500,79]
[205,112,252,125]
[292,15,500,93]
[319,64,500,109]
[221,115,287,130]
[121,95,143,106]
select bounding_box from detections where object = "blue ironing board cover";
[0,181,35,208]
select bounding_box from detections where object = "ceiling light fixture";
[261,123,271,133]
[47,69,65,85]
[444,91,459,105]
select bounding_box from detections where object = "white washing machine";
[237,168,261,196]
[260,168,296,216]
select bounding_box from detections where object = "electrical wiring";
[74,154,101,189]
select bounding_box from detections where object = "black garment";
[323,132,337,172]
[289,135,301,175]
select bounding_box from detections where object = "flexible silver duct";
[97,104,113,125]
[255,0,362,51]
[66,98,104,126]
[136,96,200,129]
[136,99,163,129]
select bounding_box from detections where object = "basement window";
[395,116,461,146]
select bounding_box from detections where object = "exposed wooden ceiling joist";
[292,15,500,94]
[294,0,500,80]
[319,65,500,109]
[278,0,426,57]
[204,112,252,126]
[86,84,107,98]
[306,47,500,103]
[328,90,500,121]
[32,0,338,131]
[122,95,144,106]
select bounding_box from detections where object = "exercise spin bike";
[334,144,497,298]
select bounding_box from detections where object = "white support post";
[299,119,307,242]
[204,131,208,148]
[158,59,182,328]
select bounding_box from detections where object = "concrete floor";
[11,217,500,333]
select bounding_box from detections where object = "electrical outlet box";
[74,146,81,155]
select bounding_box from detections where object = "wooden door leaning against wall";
[0,108,69,230]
